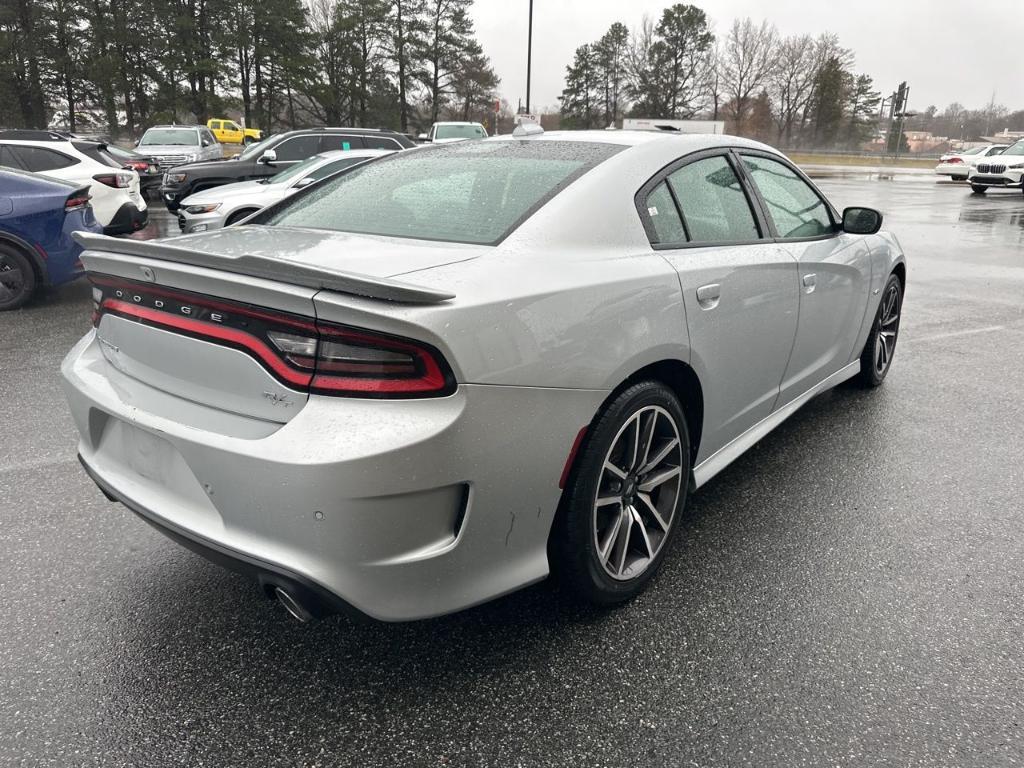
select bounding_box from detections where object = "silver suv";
[136,125,222,172]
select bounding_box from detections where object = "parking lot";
[2,172,1023,766]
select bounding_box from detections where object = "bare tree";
[769,34,816,145]
[718,17,778,134]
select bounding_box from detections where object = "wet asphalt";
[2,173,1023,767]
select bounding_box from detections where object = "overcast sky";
[470,0,1024,118]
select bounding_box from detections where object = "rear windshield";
[435,124,487,140]
[261,140,623,244]
[140,129,199,146]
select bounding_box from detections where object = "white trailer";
[622,118,725,134]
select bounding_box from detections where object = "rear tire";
[0,243,36,311]
[856,273,902,388]
[970,184,987,194]
[552,381,690,606]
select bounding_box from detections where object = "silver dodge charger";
[62,129,906,622]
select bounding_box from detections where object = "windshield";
[261,140,623,245]
[435,124,487,140]
[267,154,332,185]
[1001,142,1024,157]
[141,129,199,146]
[239,136,274,160]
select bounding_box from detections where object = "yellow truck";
[206,119,262,145]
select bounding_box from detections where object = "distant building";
[980,129,1024,144]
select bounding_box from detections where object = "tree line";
[0,0,500,137]
[560,4,978,151]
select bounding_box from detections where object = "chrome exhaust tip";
[274,586,315,623]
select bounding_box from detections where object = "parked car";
[158,127,414,212]
[72,141,162,199]
[934,144,1009,181]
[63,129,905,622]
[0,167,102,310]
[136,125,223,177]
[420,121,488,143]
[177,148,393,234]
[967,140,1024,194]
[0,129,147,235]
[207,118,262,145]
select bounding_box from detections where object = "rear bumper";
[62,331,605,621]
[79,454,368,621]
[103,202,149,236]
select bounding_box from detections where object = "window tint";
[319,134,367,151]
[274,135,322,161]
[363,136,400,150]
[262,140,622,245]
[645,181,686,244]
[741,155,833,238]
[666,155,759,244]
[7,145,77,172]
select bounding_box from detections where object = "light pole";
[525,0,533,115]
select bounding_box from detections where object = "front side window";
[7,145,77,172]
[741,155,833,239]
[274,135,321,161]
[0,145,23,170]
[666,155,760,244]
[302,157,363,183]
[140,129,199,146]
[262,140,623,245]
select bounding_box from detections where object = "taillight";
[92,172,133,188]
[947,157,963,164]
[124,161,149,172]
[90,276,455,398]
[65,194,91,212]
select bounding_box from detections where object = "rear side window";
[741,155,833,239]
[210,121,221,130]
[667,156,760,244]
[0,145,25,169]
[6,145,77,172]
[645,182,686,244]
[320,134,367,151]
[262,140,624,245]
[363,136,401,150]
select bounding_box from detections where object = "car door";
[639,150,800,462]
[223,121,243,144]
[737,151,872,405]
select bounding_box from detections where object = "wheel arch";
[225,207,261,226]
[891,261,906,292]
[0,231,46,286]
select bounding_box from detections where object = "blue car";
[0,167,103,310]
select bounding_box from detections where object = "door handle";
[802,273,817,293]
[696,283,721,309]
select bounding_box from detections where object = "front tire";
[856,273,902,387]
[971,184,988,194]
[0,243,36,311]
[552,381,690,605]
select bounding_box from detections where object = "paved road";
[2,177,1023,767]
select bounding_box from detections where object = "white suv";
[967,140,1024,195]
[0,130,147,234]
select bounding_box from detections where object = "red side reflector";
[559,427,588,489]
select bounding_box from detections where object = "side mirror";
[418,133,429,142]
[294,176,314,188]
[258,149,277,165]
[842,206,882,235]
[133,140,140,147]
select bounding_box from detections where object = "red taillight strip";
[101,298,313,388]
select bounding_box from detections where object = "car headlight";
[165,172,187,184]
[185,203,221,214]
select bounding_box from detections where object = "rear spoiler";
[72,232,455,304]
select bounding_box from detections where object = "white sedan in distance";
[934,144,1008,181]
[177,149,394,233]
